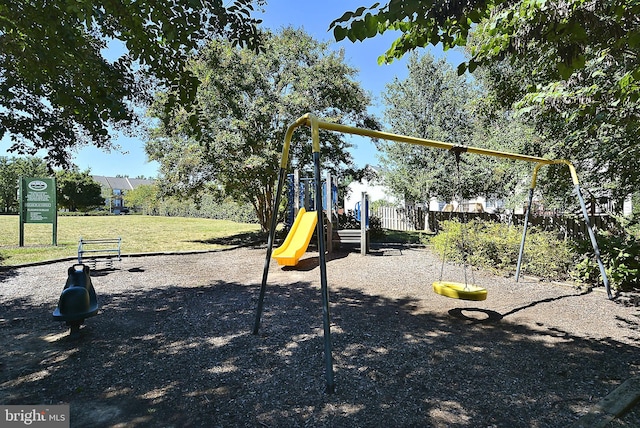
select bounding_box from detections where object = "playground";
[1,245,638,427]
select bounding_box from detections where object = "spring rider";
[52,264,99,336]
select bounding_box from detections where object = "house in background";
[343,167,398,214]
[346,170,633,226]
[344,166,500,215]
[92,176,155,213]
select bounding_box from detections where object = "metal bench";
[78,237,121,269]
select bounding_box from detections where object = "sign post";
[19,177,57,246]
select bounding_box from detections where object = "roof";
[92,176,155,191]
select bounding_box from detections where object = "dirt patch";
[1,246,639,427]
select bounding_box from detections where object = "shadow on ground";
[192,231,267,248]
[1,276,638,427]
[0,268,18,283]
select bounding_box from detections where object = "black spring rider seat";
[52,264,99,337]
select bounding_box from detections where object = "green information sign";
[19,177,57,246]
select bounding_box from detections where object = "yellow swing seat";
[432,281,488,301]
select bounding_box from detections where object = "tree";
[331,1,640,208]
[0,156,48,213]
[124,184,160,215]
[470,31,640,207]
[1,0,265,167]
[146,28,377,231]
[380,53,494,211]
[380,53,541,219]
[469,83,545,210]
[331,1,639,78]
[56,169,104,212]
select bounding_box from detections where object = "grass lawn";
[0,215,263,266]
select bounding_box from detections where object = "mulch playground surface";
[1,245,639,427]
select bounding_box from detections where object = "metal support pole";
[303,180,310,210]
[294,169,300,216]
[515,188,535,282]
[253,167,287,335]
[52,177,58,246]
[361,192,368,256]
[326,171,333,254]
[575,184,612,299]
[19,178,24,247]
[313,153,335,394]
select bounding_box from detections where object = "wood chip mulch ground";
[1,245,639,427]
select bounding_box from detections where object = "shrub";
[337,211,360,229]
[58,210,113,216]
[431,219,575,280]
[369,215,384,238]
[337,211,383,239]
[156,196,258,224]
[571,230,640,292]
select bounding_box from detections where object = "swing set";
[253,113,611,393]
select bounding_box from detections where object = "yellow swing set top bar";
[281,113,607,296]
[280,113,580,187]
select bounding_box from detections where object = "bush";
[337,211,360,229]
[337,211,384,237]
[58,210,113,216]
[156,196,258,224]
[369,215,384,238]
[571,230,640,292]
[431,219,575,280]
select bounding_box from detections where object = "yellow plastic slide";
[272,208,318,266]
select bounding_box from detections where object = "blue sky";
[0,1,465,178]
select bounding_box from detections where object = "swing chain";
[438,146,469,282]
[452,146,471,290]
[433,146,487,301]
